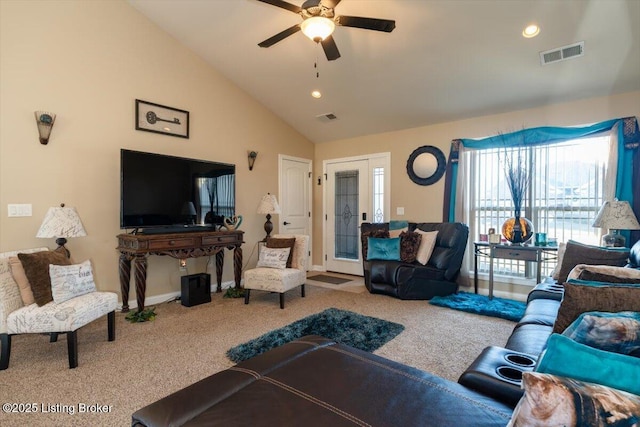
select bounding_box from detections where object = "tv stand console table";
[116,230,244,312]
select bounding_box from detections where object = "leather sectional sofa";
[360,222,469,299]
[132,242,640,426]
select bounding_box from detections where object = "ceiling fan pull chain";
[315,45,320,78]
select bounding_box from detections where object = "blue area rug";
[226,308,405,363]
[429,292,526,322]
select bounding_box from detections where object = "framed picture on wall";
[135,99,189,139]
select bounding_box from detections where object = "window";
[372,167,385,223]
[469,136,609,278]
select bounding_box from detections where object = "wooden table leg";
[234,245,243,289]
[215,250,224,293]
[119,253,132,312]
[133,255,147,312]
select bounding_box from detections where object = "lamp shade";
[256,193,281,215]
[181,201,197,216]
[36,205,87,238]
[300,16,335,42]
[592,200,640,230]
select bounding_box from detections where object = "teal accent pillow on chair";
[367,237,401,261]
[536,333,640,396]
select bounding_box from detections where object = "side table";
[474,242,558,299]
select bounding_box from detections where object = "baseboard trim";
[118,280,235,311]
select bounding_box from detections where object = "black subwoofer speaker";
[181,273,212,307]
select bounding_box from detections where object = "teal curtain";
[442,117,640,242]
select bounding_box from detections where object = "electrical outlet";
[396,207,405,216]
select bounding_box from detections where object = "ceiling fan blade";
[256,0,301,14]
[258,24,301,48]
[321,35,341,61]
[336,15,396,32]
[322,0,342,8]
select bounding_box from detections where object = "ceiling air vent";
[316,112,338,123]
[540,41,584,66]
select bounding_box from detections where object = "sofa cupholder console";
[458,346,537,407]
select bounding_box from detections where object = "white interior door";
[278,155,312,264]
[326,160,369,275]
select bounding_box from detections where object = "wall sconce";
[248,151,258,171]
[34,111,56,145]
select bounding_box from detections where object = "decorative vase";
[222,215,243,231]
[501,215,534,244]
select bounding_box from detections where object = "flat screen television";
[120,149,235,232]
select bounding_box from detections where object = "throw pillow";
[563,311,640,357]
[399,231,422,263]
[553,280,640,334]
[49,260,97,304]
[256,247,291,269]
[556,240,629,284]
[550,241,566,280]
[265,237,296,268]
[17,247,70,306]
[415,229,438,265]
[508,372,640,427]
[536,333,640,396]
[8,256,36,305]
[389,220,409,238]
[567,264,640,284]
[361,229,389,261]
[580,270,640,284]
[367,237,401,261]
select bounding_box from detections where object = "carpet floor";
[0,284,514,427]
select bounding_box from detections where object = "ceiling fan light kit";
[257,0,395,61]
[301,16,335,42]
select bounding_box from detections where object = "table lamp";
[36,203,87,257]
[256,193,281,241]
[592,199,640,247]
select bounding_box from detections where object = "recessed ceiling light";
[311,90,322,99]
[522,24,540,38]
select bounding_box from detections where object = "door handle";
[283,221,291,225]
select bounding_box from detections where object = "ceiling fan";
[257,0,396,61]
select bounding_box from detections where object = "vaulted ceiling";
[128,0,640,143]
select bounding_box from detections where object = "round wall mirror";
[406,145,447,186]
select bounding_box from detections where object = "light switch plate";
[7,204,32,217]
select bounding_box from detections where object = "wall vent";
[316,112,338,123]
[540,41,584,66]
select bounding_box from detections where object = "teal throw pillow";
[389,220,409,230]
[367,237,401,261]
[566,278,640,288]
[563,311,640,357]
[536,333,640,396]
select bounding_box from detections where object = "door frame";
[322,152,391,273]
[278,154,313,263]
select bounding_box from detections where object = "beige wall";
[312,91,640,269]
[0,1,313,302]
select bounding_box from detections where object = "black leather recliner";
[360,222,469,300]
